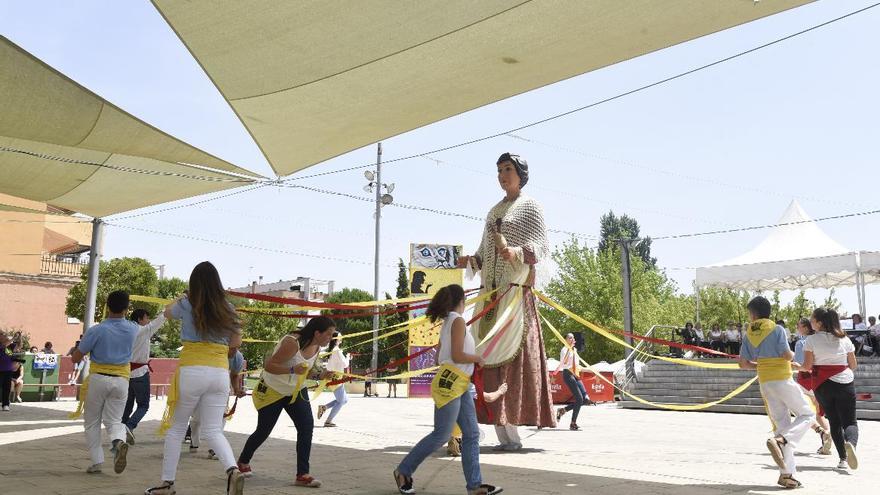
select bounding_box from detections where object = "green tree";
[325,288,376,370]
[598,211,655,268]
[157,277,187,299]
[66,257,159,323]
[236,299,299,370]
[543,239,690,364]
[396,258,410,299]
[151,277,188,358]
[695,287,752,328]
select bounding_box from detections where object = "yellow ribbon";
[535,291,739,370]
[68,362,131,420]
[430,364,471,409]
[340,366,439,382]
[540,313,757,411]
[158,341,229,435]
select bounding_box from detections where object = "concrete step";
[618,401,880,420]
[632,383,880,396]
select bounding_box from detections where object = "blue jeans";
[122,373,151,430]
[398,385,481,490]
[562,369,588,422]
[324,385,348,422]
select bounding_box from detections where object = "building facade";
[0,193,91,353]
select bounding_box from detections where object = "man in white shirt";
[121,308,166,444]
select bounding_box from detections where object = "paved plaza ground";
[1,394,876,494]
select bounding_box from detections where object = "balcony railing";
[40,254,87,277]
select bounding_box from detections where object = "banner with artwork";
[408,243,463,397]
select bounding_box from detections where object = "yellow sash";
[68,362,131,420]
[158,341,229,435]
[310,372,343,401]
[430,364,471,409]
[252,364,313,410]
[746,319,777,348]
[756,357,793,384]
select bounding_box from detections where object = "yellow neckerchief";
[746,318,777,348]
[68,362,130,419]
[430,364,471,409]
[745,319,793,384]
[158,341,229,435]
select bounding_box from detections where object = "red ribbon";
[228,288,480,312]
[223,396,238,418]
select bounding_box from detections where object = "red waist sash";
[796,365,849,391]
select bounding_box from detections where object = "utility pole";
[619,238,635,384]
[371,143,383,374]
[364,143,394,374]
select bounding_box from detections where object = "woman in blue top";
[146,261,244,495]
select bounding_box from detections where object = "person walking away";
[394,285,502,495]
[386,361,400,398]
[190,346,247,459]
[553,333,589,430]
[121,308,167,444]
[791,318,832,455]
[802,308,860,470]
[70,290,138,474]
[237,316,336,488]
[145,261,246,495]
[738,296,814,489]
[317,332,350,427]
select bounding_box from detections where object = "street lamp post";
[364,143,395,374]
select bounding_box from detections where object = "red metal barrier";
[551,370,615,404]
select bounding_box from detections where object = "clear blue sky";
[2,1,879,317]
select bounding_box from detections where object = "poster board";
[407,243,463,397]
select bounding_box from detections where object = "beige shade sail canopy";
[0,35,263,218]
[152,0,813,177]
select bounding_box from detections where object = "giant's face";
[497,160,520,193]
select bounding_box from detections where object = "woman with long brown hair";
[146,261,245,495]
[802,308,859,470]
[394,284,502,495]
[792,317,832,455]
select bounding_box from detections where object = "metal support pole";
[695,284,701,325]
[81,217,103,387]
[620,239,635,383]
[83,218,104,331]
[371,143,383,376]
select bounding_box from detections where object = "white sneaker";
[837,459,848,469]
[87,463,103,473]
[845,442,858,470]
[1,405,9,411]
[207,449,218,460]
[126,426,136,445]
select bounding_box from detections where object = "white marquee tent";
[696,200,880,316]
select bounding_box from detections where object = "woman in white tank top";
[394,285,502,495]
[237,316,335,488]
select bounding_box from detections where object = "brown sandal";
[777,475,802,489]
[766,438,786,470]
